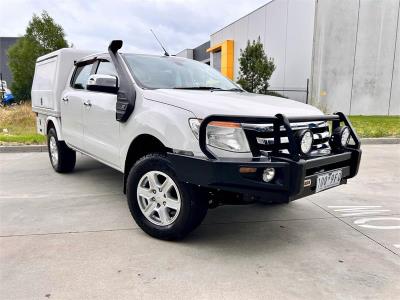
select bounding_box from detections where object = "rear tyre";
[47,128,76,173]
[126,153,208,240]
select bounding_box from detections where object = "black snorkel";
[108,40,136,122]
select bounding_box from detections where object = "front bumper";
[169,148,361,203]
[169,112,362,203]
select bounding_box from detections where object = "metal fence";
[267,79,309,104]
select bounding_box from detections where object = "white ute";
[32,40,361,240]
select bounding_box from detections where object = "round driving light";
[330,126,351,149]
[340,126,350,147]
[298,130,313,155]
[263,168,275,183]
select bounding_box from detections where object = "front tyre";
[126,153,208,240]
[47,128,76,173]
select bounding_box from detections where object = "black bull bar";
[168,112,362,202]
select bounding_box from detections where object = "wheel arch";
[46,117,63,140]
[123,134,171,193]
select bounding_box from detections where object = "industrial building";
[177,0,400,115]
[0,37,19,86]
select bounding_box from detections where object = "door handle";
[62,96,69,102]
[83,100,92,107]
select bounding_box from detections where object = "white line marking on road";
[331,207,383,212]
[328,206,382,209]
[341,210,391,217]
[354,217,400,230]
[327,206,391,217]
[327,205,399,252]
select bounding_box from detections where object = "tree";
[8,11,68,100]
[237,37,275,94]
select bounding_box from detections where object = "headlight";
[296,129,313,155]
[330,126,351,149]
[189,119,250,152]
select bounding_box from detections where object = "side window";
[96,61,117,77]
[71,63,94,89]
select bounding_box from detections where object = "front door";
[83,60,120,168]
[61,61,95,150]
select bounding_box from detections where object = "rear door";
[61,61,95,150]
[83,59,120,168]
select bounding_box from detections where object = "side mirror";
[87,74,118,94]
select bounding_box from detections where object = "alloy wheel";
[49,136,59,167]
[137,171,181,226]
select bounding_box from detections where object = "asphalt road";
[1,145,399,299]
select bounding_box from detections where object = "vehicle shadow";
[178,212,301,257]
[72,155,328,255]
[72,154,114,174]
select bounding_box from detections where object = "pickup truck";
[32,40,361,240]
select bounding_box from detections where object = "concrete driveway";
[1,145,399,299]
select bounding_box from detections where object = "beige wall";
[311,0,400,115]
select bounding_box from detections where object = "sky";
[0,0,269,54]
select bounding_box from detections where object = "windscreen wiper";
[223,88,244,92]
[173,86,220,90]
[173,86,244,92]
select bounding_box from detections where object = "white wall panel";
[233,16,249,79]
[389,10,400,115]
[285,0,315,91]
[350,0,400,115]
[310,0,359,113]
[264,0,289,90]
[210,30,223,46]
[209,0,315,102]
[311,0,400,115]
[248,6,267,43]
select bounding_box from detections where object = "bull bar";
[168,112,362,203]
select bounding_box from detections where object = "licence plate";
[316,169,342,193]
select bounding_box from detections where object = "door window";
[71,63,94,89]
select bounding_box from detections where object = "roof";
[36,48,96,63]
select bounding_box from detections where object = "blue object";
[2,90,14,104]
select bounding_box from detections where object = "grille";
[242,121,331,155]
[198,113,360,160]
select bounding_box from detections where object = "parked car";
[31,40,361,240]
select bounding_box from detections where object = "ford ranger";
[32,40,361,240]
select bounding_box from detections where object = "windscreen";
[122,54,238,90]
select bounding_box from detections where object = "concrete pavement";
[0,145,399,299]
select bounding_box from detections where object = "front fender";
[119,98,201,168]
